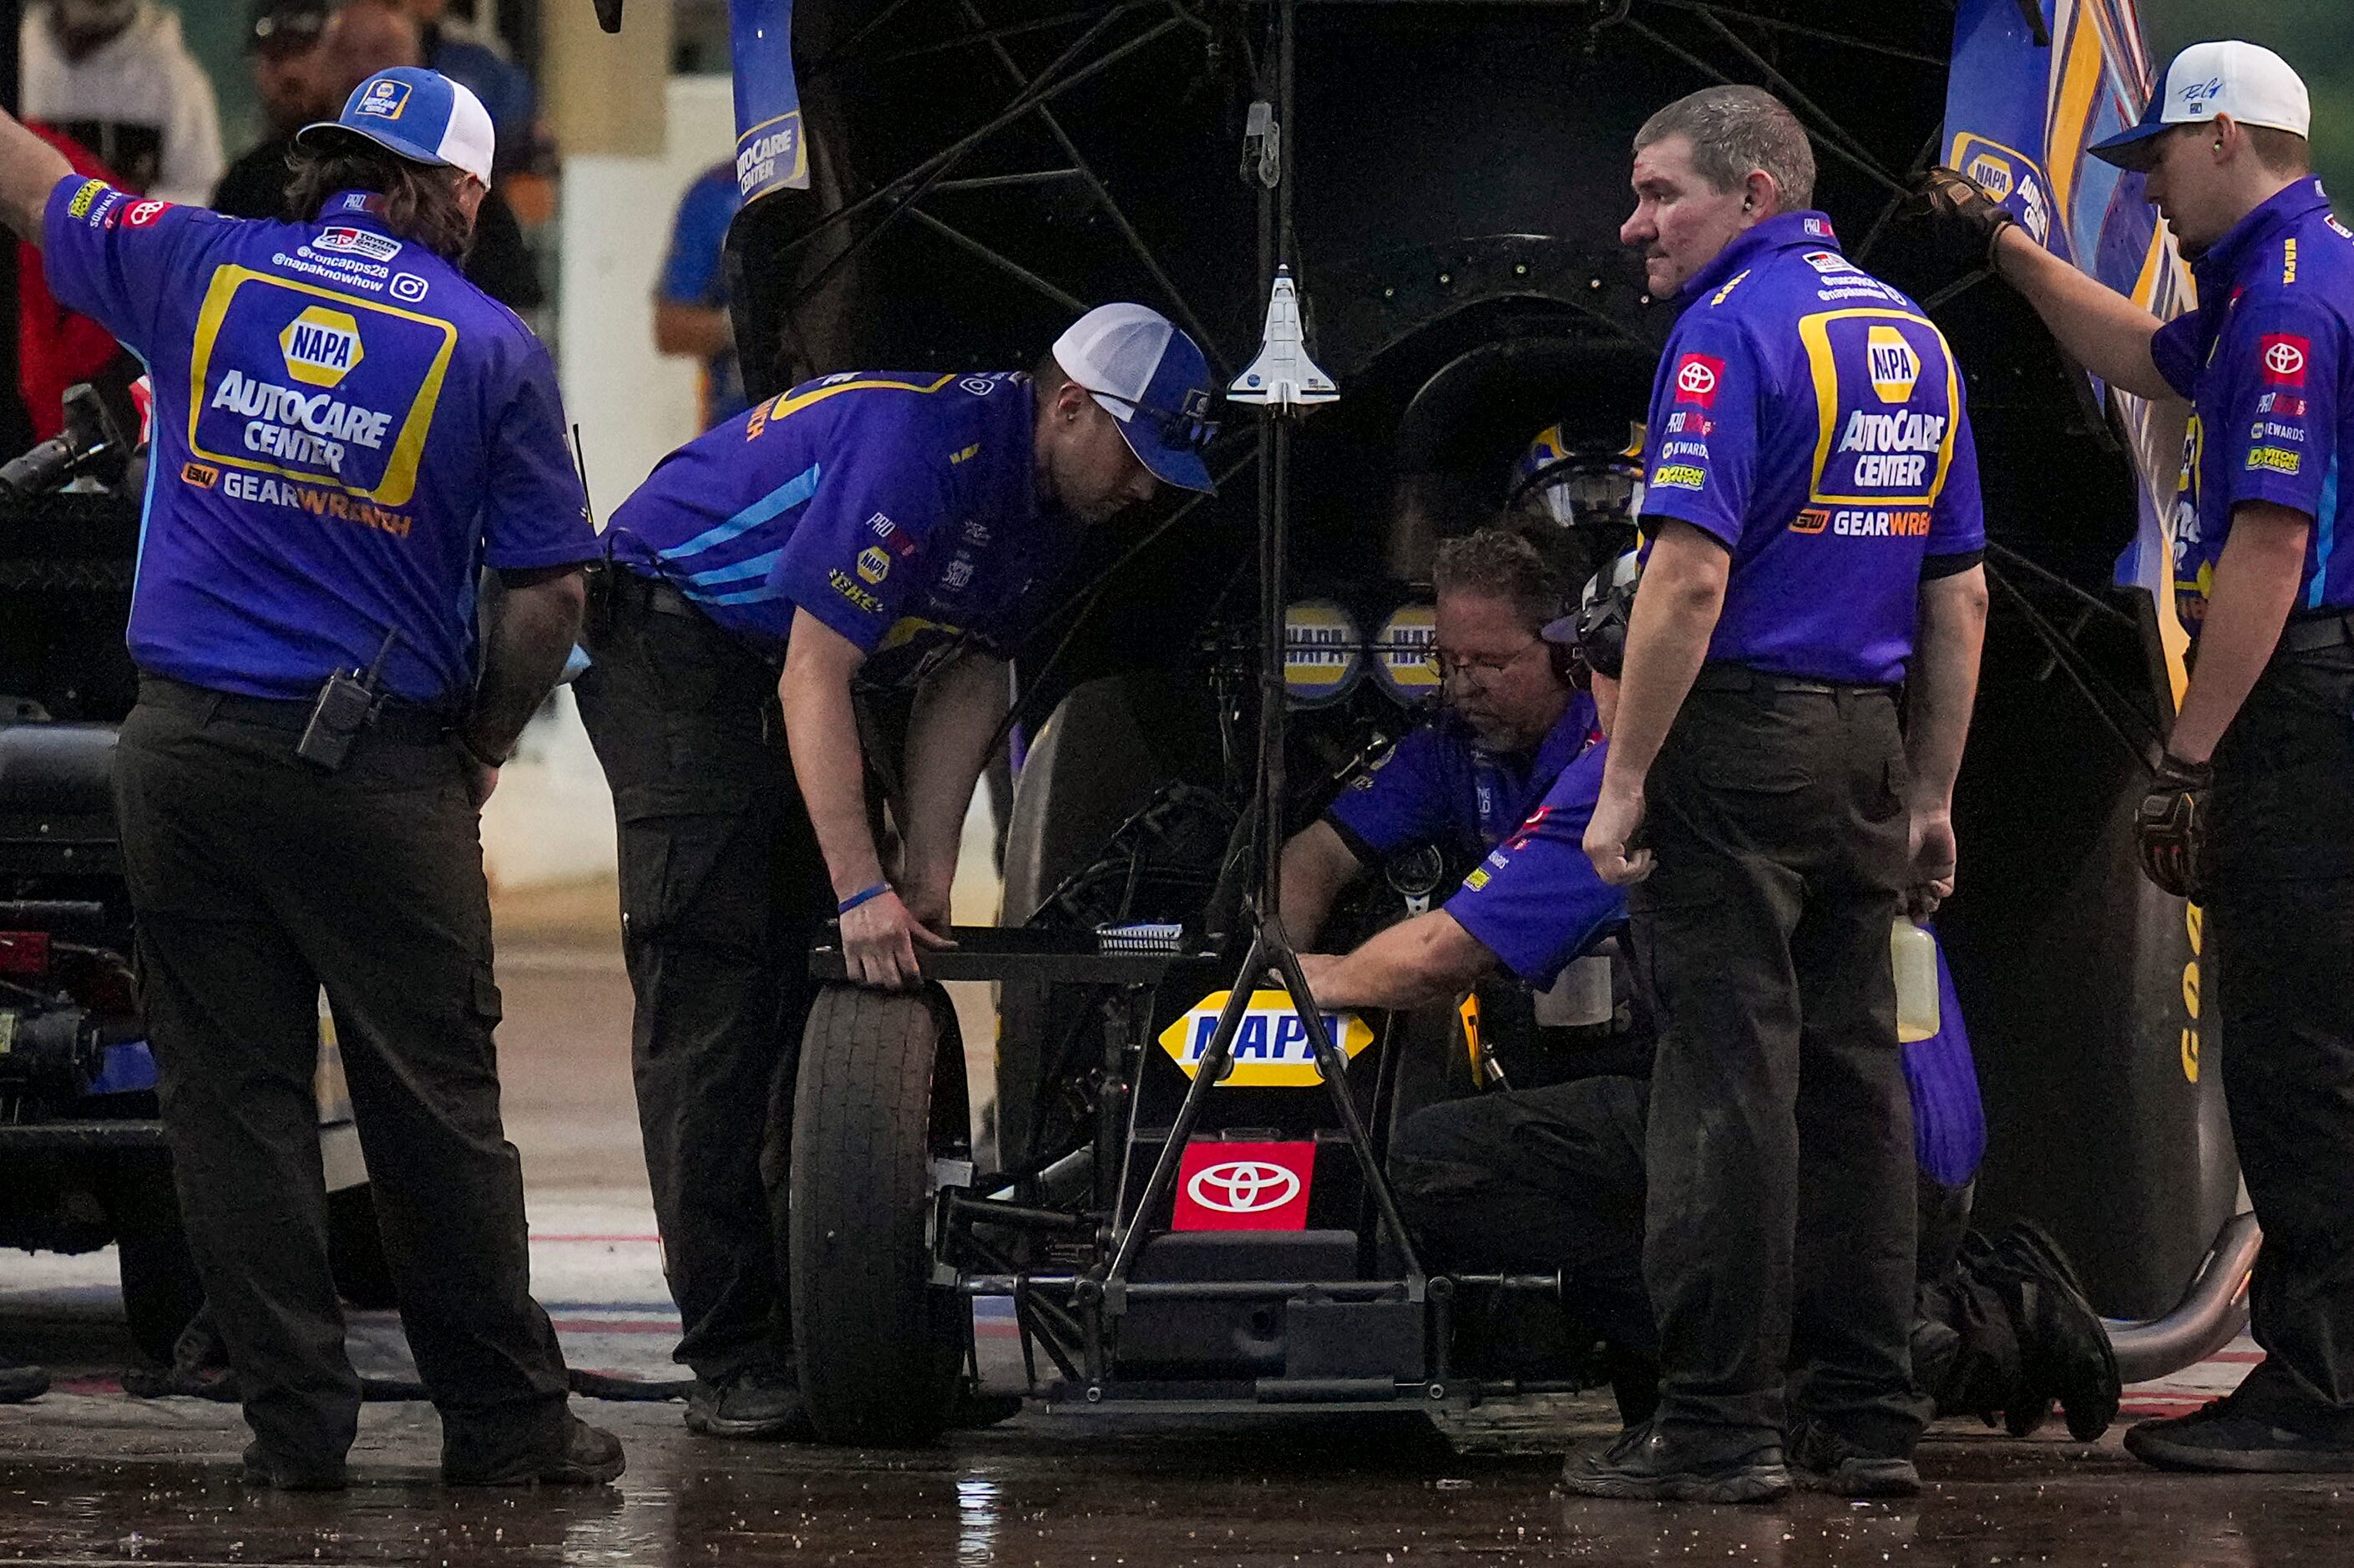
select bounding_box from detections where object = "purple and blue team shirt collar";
[318,190,401,235]
[1675,210,1843,304]
[2188,177,2335,291]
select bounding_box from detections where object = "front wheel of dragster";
[789,983,971,1445]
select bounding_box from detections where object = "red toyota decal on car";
[1172,1141,1315,1232]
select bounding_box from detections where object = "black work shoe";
[240,1441,348,1492]
[1991,1223,2122,1442]
[2125,1396,2354,1474]
[445,1414,625,1486]
[0,1363,48,1404]
[1789,1423,1921,1498]
[686,1363,810,1439]
[1560,1419,1791,1504]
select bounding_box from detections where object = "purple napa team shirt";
[605,371,1075,687]
[1637,211,1987,685]
[42,178,595,707]
[1324,693,1598,869]
[2151,178,2354,634]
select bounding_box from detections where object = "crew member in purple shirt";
[1566,86,1989,1505]
[1922,39,2354,1475]
[1301,563,2112,1448]
[0,68,620,1490]
[576,302,1215,1439]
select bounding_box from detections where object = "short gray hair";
[1634,85,1816,210]
[1433,527,1561,635]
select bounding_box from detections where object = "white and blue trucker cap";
[2091,40,2310,170]
[1053,303,1218,494]
[298,67,496,188]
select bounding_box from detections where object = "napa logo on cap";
[1865,325,1919,405]
[1157,990,1374,1088]
[1373,602,1439,704]
[1283,599,1361,706]
[357,77,411,120]
[280,306,365,389]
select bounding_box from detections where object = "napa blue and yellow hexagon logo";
[1157,990,1374,1088]
[279,306,365,389]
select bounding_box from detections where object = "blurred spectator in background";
[393,0,536,174]
[656,164,747,428]
[20,0,222,204]
[213,0,334,220]
[252,0,544,313]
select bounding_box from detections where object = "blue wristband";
[837,883,890,915]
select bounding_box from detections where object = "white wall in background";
[482,74,739,892]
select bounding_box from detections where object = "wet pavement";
[0,939,2336,1565]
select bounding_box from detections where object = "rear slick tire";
[789,983,969,1446]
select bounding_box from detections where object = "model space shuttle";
[1228,266,1337,409]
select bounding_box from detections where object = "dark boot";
[1988,1223,2121,1442]
[0,1362,48,1404]
[1561,1420,1790,1504]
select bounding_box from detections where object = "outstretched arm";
[0,111,71,248]
[1991,226,2176,402]
[1298,911,1496,1012]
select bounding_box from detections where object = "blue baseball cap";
[2090,41,2311,170]
[298,67,497,188]
[1052,304,1219,493]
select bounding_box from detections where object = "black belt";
[137,675,453,746]
[606,568,703,623]
[2281,610,2354,655]
[1690,663,1895,695]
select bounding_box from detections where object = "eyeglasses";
[1424,639,1542,685]
[1077,384,1221,453]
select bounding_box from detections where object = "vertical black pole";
[1255,0,1295,923]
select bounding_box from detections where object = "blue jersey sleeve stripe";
[697,582,788,606]
[2309,454,2341,611]
[683,547,785,589]
[662,460,823,564]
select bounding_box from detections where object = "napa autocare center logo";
[731,0,811,198]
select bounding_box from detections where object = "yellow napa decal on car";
[1157,990,1374,1086]
[1373,602,1438,703]
[1281,599,1361,706]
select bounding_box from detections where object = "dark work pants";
[1630,679,1920,1458]
[114,685,569,1472]
[1393,1080,1999,1419]
[574,588,832,1383]
[2207,640,2354,1437]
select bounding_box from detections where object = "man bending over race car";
[1298,561,2121,1441]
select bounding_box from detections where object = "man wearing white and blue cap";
[1921,40,2354,1473]
[0,66,620,1488]
[577,302,1214,1438]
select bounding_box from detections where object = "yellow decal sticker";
[1157,990,1374,1088]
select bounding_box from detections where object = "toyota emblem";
[2265,341,2306,378]
[1676,360,1717,397]
[1186,1160,1302,1214]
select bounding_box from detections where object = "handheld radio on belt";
[298,628,401,772]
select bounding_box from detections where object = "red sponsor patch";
[2269,393,2308,418]
[1673,352,1725,407]
[1172,1141,1315,1232]
[1502,804,1552,852]
[123,199,172,228]
[2260,333,2311,385]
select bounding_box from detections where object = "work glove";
[1906,166,2019,273]
[2134,752,2213,901]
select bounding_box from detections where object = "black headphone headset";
[1572,552,1641,680]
